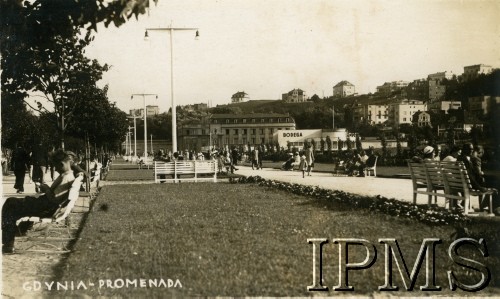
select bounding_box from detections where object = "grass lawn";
[52,183,499,297]
[104,164,154,181]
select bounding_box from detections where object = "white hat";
[423,146,434,154]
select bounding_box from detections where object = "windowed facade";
[181,113,296,149]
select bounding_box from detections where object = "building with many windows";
[428,100,462,113]
[389,99,426,126]
[130,105,160,117]
[353,103,390,125]
[177,113,296,151]
[412,111,432,127]
[462,64,493,81]
[177,117,211,152]
[231,91,249,103]
[333,81,356,98]
[282,89,307,103]
[376,81,410,96]
[210,113,296,148]
[428,71,453,101]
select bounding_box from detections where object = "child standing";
[298,151,308,178]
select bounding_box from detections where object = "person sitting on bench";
[2,150,83,254]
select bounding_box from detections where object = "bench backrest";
[175,161,196,174]
[195,161,217,174]
[424,161,444,188]
[53,175,84,223]
[408,161,429,189]
[155,161,176,174]
[440,161,475,196]
[154,161,217,174]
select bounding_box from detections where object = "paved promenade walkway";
[1,173,39,204]
[234,165,430,204]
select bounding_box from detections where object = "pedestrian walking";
[252,148,259,170]
[12,145,30,194]
[304,144,314,176]
[30,141,48,193]
[298,151,308,178]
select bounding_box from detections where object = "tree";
[66,85,128,153]
[1,92,38,148]
[380,133,388,160]
[355,135,362,151]
[446,116,457,149]
[347,138,353,151]
[310,94,321,102]
[20,31,108,148]
[395,129,402,159]
[1,0,153,149]
[311,139,316,151]
[1,0,154,43]
[422,126,435,146]
[469,125,483,146]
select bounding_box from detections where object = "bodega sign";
[307,238,490,292]
[282,132,303,137]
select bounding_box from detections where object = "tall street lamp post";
[127,126,133,158]
[131,93,158,159]
[125,132,129,156]
[132,109,138,157]
[150,134,153,154]
[144,24,199,153]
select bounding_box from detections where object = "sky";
[84,0,500,114]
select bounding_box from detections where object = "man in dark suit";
[12,145,30,194]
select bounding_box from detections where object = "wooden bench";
[154,160,217,183]
[408,160,496,215]
[408,161,434,204]
[16,175,85,253]
[441,162,496,216]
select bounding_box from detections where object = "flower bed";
[233,175,470,226]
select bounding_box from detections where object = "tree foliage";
[1,0,151,150]
[66,85,128,152]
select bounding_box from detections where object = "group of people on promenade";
[339,148,377,177]
[282,146,377,178]
[7,143,111,195]
[151,149,206,162]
